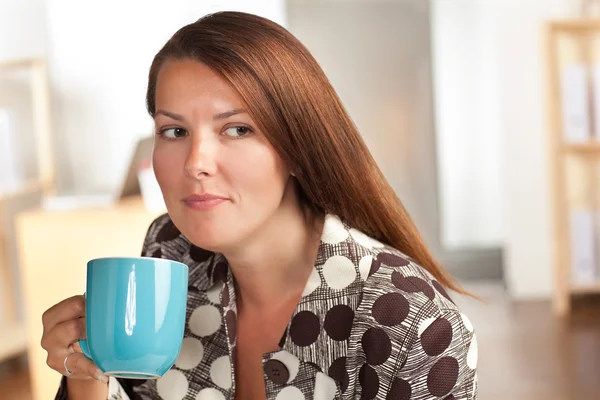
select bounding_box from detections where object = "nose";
[183,135,217,180]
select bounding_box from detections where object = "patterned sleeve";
[53,215,167,400]
[354,250,478,399]
[392,305,478,399]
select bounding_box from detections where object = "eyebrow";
[154,109,247,121]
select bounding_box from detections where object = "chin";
[181,224,237,254]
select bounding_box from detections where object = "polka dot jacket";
[54,214,478,400]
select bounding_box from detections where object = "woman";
[42,11,478,400]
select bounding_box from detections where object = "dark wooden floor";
[1,281,599,399]
[454,282,600,400]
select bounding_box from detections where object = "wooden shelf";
[0,322,27,361]
[563,142,600,154]
[545,20,600,316]
[0,181,44,202]
[548,19,600,32]
[0,58,54,355]
[0,58,44,71]
[570,282,600,295]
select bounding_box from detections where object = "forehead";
[154,59,242,109]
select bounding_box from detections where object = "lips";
[182,193,228,210]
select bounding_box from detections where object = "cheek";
[152,149,180,192]
[228,146,288,194]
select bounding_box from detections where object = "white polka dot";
[371,239,384,248]
[210,355,232,390]
[189,305,221,337]
[175,337,204,370]
[301,267,321,297]
[461,312,474,333]
[206,283,222,304]
[467,334,478,370]
[349,229,372,248]
[349,228,384,248]
[418,317,436,337]
[314,372,337,400]
[156,369,189,400]
[358,255,373,281]
[321,215,349,244]
[270,351,300,383]
[322,255,356,290]
[196,388,226,400]
[276,386,305,400]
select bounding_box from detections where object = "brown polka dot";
[328,357,349,393]
[370,252,409,277]
[213,262,228,283]
[324,305,354,341]
[421,318,453,356]
[427,357,459,396]
[156,220,180,242]
[231,345,238,368]
[290,311,320,346]
[387,377,411,400]
[362,328,392,366]
[150,248,162,258]
[225,310,236,345]
[190,245,212,262]
[221,282,230,307]
[372,293,409,326]
[432,280,455,303]
[359,364,379,399]
[377,252,410,267]
[392,273,435,300]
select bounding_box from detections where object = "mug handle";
[78,292,92,359]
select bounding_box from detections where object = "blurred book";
[570,209,596,285]
[592,64,600,140]
[560,64,592,143]
[0,109,24,194]
[41,191,116,211]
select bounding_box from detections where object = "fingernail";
[95,370,108,384]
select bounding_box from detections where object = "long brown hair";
[146,11,468,295]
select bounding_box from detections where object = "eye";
[160,127,188,139]
[223,126,253,138]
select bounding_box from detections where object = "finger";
[71,341,82,353]
[42,295,85,330]
[65,353,108,384]
[46,317,87,349]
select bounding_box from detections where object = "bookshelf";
[0,57,54,361]
[545,19,600,316]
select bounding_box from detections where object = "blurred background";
[1,0,600,399]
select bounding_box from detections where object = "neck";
[223,202,323,313]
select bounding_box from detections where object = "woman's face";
[152,59,296,252]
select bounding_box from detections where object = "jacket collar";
[196,214,384,375]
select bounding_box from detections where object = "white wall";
[0,0,47,61]
[494,0,576,299]
[0,0,48,326]
[431,0,504,250]
[433,0,582,299]
[0,0,48,186]
[43,0,286,193]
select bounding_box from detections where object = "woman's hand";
[40,295,108,384]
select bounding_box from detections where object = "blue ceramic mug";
[79,257,189,379]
